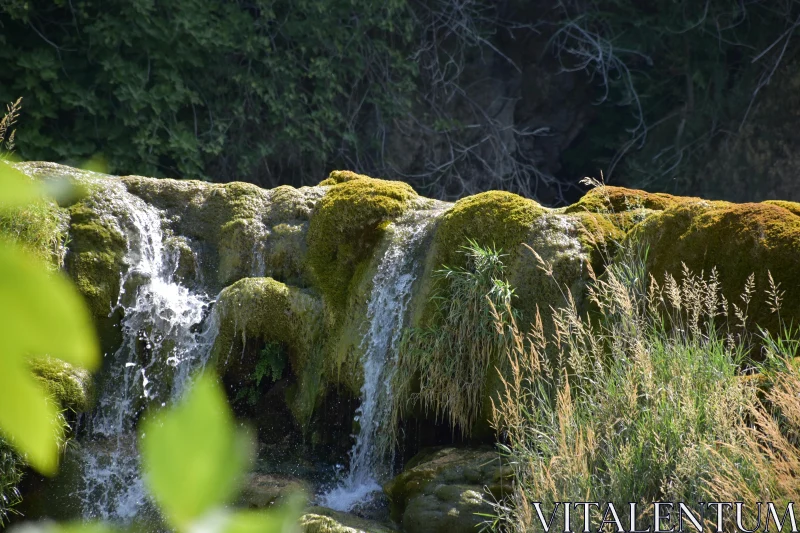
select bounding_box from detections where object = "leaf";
[0,160,40,209]
[185,501,303,533]
[0,242,100,474]
[221,506,302,533]
[0,357,60,475]
[0,243,100,370]
[141,374,253,530]
[9,521,117,533]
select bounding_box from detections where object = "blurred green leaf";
[222,505,302,533]
[0,160,40,209]
[141,374,253,530]
[0,243,100,370]
[10,521,117,533]
[0,242,100,474]
[0,356,60,475]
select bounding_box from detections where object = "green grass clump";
[491,240,800,532]
[307,172,416,315]
[0,198,67,270]
[393,241,516,438]
[30,356,94,414]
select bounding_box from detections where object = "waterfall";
[320,210,439,512]
[74,182,219,521]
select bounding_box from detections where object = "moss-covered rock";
[30,357,93,413]
[300,507,398,533]
[630,199,800,335]
[318,170,374,186]
[64,199,127,320]
[122,175,322,290]
[385,447,508,533]
[565,185,688,214]
[237,473,312,509]
[307,172,416,316]
[212,277,325,426]
[431,190,546,269]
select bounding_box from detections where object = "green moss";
[431,191,546,270]
[565,186,689,214]
[0,198,68,270]
[29,357,93,413]
[307,172,416,315]
[318,169,375,186]
[763,199,800,217]
[64,200,127,320]
[212,277,325,427]
[630,200,800,335]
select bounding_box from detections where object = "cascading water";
[74,182,219,521]
[320,209,440,512]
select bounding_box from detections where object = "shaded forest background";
[2,0,800,205]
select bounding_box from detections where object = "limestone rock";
[385,447,509,533]
[237,473,312,509]
[300,507,398,533]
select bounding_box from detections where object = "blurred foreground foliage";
[0,161,297,531]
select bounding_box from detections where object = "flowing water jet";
[74,181,219,522]
[319,208,441,512]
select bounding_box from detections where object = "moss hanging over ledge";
[307,171,416,315]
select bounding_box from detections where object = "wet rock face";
[384,447,508,533]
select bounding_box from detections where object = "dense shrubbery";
[0,0,416,186]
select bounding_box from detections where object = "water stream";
[68,180,441,520]
[319,211,439,511]
[74,183,218,521]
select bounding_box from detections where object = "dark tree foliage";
[0,0,416,186]
[2,0,800,199]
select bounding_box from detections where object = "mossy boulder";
[65,198,127,320]
[565,185,687,214]
[629,199,800,335]
[237,473,312,509]
[212,277,325,426]
[431,190,546,269]
[307,172,417,316]
[300,507,398,533]
[30,357,93,413]
[385,447,508,533]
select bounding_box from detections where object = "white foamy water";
[320,210,439,511]
[75,182,219,521]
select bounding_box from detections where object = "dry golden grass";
[489,234,800,532]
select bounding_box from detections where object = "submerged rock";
[384,447,508,533]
